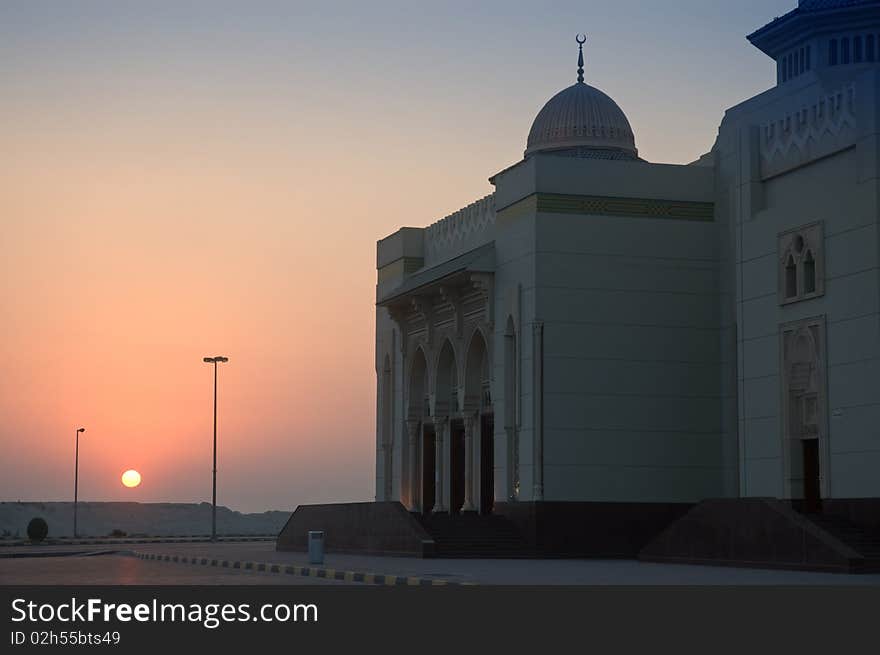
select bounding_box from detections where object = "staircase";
[804,513,880,573]
[417,513,530,558]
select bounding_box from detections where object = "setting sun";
[121,469,142,488]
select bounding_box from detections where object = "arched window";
[806,45,812,70]
[803,251,817,294]
[855,36,864,62]
[830,39,839,65]
[867,35,876,62]
[842,37,851,64]
[780,224,824,304]
[785,255,798,298]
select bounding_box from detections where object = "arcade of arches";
[381,277,500,515]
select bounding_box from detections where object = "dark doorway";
[802,439,821,513]
[450,421,465,514]
[480,413,494,514]
[422,425,435,515]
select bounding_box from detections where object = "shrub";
[27,517,48,543]
[109,529,127,538]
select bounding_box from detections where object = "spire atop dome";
[525,36,639,161]
[576,34,587,83]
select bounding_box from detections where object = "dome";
[525,82,639,160]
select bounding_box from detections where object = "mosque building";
[281,0,880,569]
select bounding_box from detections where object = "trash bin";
[308,530,324,565]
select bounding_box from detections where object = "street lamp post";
[74,427,85,538]
[203,356,228,541]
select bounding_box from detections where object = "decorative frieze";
[498,193,714,222]
[424,195,496,267]
[761,84,857,179]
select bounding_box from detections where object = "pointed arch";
[434,339,459,418]
[785,253,798,298]
[788,327,819,396]
[781,318,828,508]
[407,345,429,419]
[463,327,490,413]
[803,250,816,294]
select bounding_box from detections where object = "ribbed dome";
[525,82,638,160]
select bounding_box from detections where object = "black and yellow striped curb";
[0,536,275,548]
[131,551,475,586]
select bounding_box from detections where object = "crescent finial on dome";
[576,34,586,83]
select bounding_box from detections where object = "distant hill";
[0,502,291,538]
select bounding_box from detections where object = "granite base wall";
[276,502,435,557]
[639,498,866,573]
[494,501,692,558]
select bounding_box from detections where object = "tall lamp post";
[74,427,85,538]
[203,356,228,541]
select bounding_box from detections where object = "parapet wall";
[423,194,496,268]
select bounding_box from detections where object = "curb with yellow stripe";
[131,551,474,586]
[1,536,275,548]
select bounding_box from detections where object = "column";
[383,443,393,500]
[462,413,476,512]
[406,418,421,512]
[433,417,448,513]
[505,426,518,500]
[533,321,544,501]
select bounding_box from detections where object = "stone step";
[416,513,530,558]
[802,513,880,561]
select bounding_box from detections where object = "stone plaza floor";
[3,541,880,585]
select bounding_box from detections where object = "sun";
[121,469,142,488]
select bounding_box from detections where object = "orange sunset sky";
[1,0,791,512]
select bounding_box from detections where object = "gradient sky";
[1,0,795,512]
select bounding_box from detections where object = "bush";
[27,517,48,543]
[109,529,127,538]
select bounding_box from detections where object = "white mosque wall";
[490,156,724,503]
[491,204,539,502]
[493,155,716,209]
[713,178,740,500]
[535,212,723,502]
[375,227,425,503]
[717,65,880,500]
[374,306,399,502]
[376,227,425,301]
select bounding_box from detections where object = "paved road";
[0,553,342,585]
[129,542,880,585]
